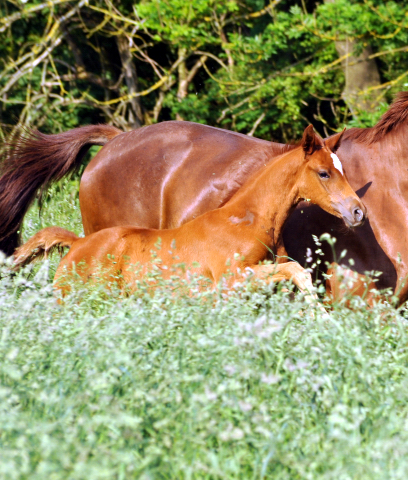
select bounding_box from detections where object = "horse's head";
[297,125,366,228]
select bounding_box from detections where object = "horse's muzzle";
[334,198,367,228]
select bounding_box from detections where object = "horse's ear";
[301,124,324,155]
[325,128,346,152]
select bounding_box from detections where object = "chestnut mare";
[1,92,407,301]
[14,127,365,295]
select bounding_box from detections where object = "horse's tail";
[13,226,79,269]
[0,124,123,256]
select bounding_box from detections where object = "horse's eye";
[318,171,330,179]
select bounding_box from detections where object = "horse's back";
[80,121,277,233]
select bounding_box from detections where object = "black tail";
[0,124,122,255]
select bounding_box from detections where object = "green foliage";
[23,176,84,240]
[1,0,408,141]
[2,251,408,479]
[135,0,222,47]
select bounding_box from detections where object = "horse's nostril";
[353,208,364,222]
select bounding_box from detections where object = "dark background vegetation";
[1,0,407,143]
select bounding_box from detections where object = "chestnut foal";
[14,126,366,296]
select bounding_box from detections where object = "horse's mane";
[270,142,299,155]
[345,91,408,145]
[280,143,299,153]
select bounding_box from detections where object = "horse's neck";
[221,147,303,245]
[344,121,407,159]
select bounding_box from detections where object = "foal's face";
[299,128,366,228]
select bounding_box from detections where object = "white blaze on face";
[330,153,343,175]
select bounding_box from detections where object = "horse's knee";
[326,263,378,307]
[395,275,408,306]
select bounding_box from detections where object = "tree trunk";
[116,35,143,129]
[175,48,207,122]
[324,0,381,116]
[176,47,188,121]
[334,39,381,115]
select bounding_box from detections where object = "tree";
[0,0,407,142]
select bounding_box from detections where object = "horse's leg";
[326,262,383,307]
[275,240,290,263]
[393,273,408,305]
[248,262,327,316]
[249,262,314,293]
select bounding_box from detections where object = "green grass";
[1,177,408,479]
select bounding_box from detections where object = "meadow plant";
[1,177,408,479]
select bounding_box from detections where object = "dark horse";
[1,92,408,302]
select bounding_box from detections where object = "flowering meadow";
[1,177,408,479]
